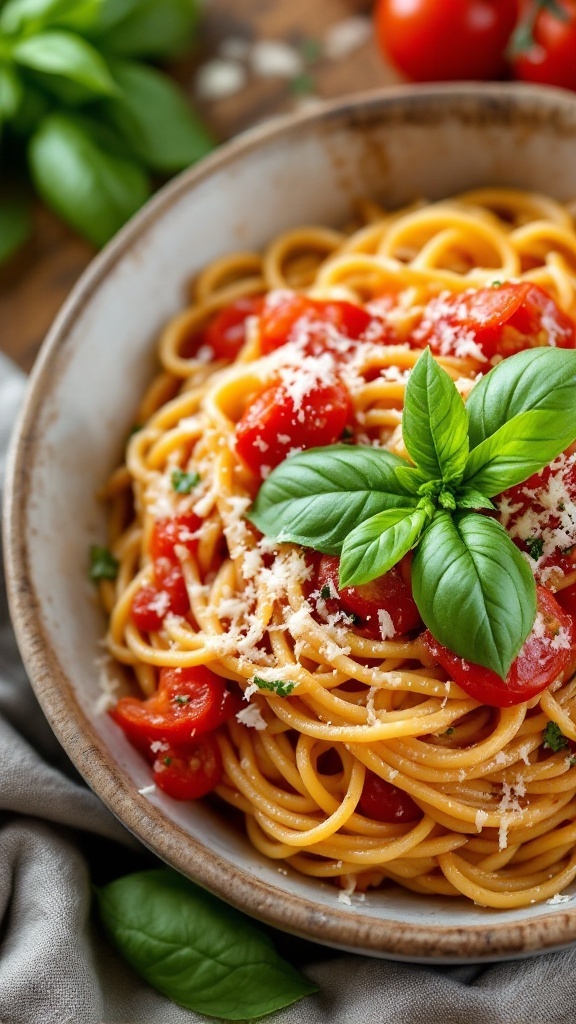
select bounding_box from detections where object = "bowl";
[6,81,576,964]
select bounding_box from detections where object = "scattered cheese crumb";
[250,40,303,78]
[195,59,248,100]
[378,608,396,640]
[236,704,267,731]
[323,16,372,60]
[546,893,573,905]
[475,809,488,832]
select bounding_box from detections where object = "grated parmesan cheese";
[236,704,267,731]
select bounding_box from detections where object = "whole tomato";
[512,0,576,91]
[374,0,519,82]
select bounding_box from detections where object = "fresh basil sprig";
[0,0,212,262]
[249,347,576,678]
[96,868,317,1020]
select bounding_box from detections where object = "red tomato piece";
[152,734,222,800]
[422,586,576,708]
[259,293,378,356]
[374,0,518,82]
[130,584,167,633]
[153,558,190,617]
[150,513,202,561]
[413,283,576,360]
[359,771,422,823]
[557,581,576,619]
[315,554,422,640]
[110,665,239,745]
[512,0,576,92]
[235,380,352,477]
[203,296,264,361]
[495,451,576,580]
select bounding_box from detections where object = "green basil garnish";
[248,347,576,678]
[96,869,317,1020]
[253,676,295,697]
[89,544,118,582]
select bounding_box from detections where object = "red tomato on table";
[235,380,352,477]
[152,734,222,800]
[359,771,422,823]
[315,554,422,640]
[512,0,576,92]
[422,586,575,707]
[374,0,518,82]
[110,665,239,746]
[412,283,576,361]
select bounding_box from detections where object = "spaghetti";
[99,187,576,909]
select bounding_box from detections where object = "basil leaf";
[0,64,23,121]
[454,486,495,511]
[394,464,430,494]
[104,60,213,172]
[467,347,576,450]
[96,869,317,1020]
[29,113,150,247]
[98,0,200,58]
[340,506,428,587]
[0,0,91,34]
[0,195,31,263]
[463,408,576,496]
[412,511,536,678]
[13,30,118,96]
[248,444,416,555]
[403,348,469,483]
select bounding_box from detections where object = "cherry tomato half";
[422,585,576,707]
[412,282,576,360]
[181,296,263,362]
[374,0,519,82]
[150,513,202,561]
[259,294,377,356]
[512,0,576,92]
[110,665,239,745]
[359,771,422,823]
[315,554,422,640]
[235,380,352,478]
[152,734,222,800]
[130,559,191,632]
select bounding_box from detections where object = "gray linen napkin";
[0,349,574,1024]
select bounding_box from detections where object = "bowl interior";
[6,83,576,963]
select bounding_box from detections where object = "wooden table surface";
[0,0,399,372]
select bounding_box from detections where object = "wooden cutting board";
[0,0,399,372]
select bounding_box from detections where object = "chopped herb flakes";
[444,727,455,736]
[320,585,331,600]
[171,468,200,494]
[89,545,119,582]
[526,536,544,561]
[253,676,295,698]
[543,721,570,752]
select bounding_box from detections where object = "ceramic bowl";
[6,82,576,964]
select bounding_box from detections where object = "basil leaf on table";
[0,196,32,263]
[0,64,23,121]
[248,444,416,555]
[463,408,576,496]
[28,112,150,246]
[466,346,576,449]
[104,60,214,173]
[0,0,93,34]
[402,347,469,483]
[412,511,536,678]
[13,30,119,95]
[96,868,317,1020]
[97,0,200,58]
[340,505,429,587]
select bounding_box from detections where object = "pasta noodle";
[99,187,576,909]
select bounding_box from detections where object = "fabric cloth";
[1,349,575,1024]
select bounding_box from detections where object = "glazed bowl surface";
[6,82,576,963]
